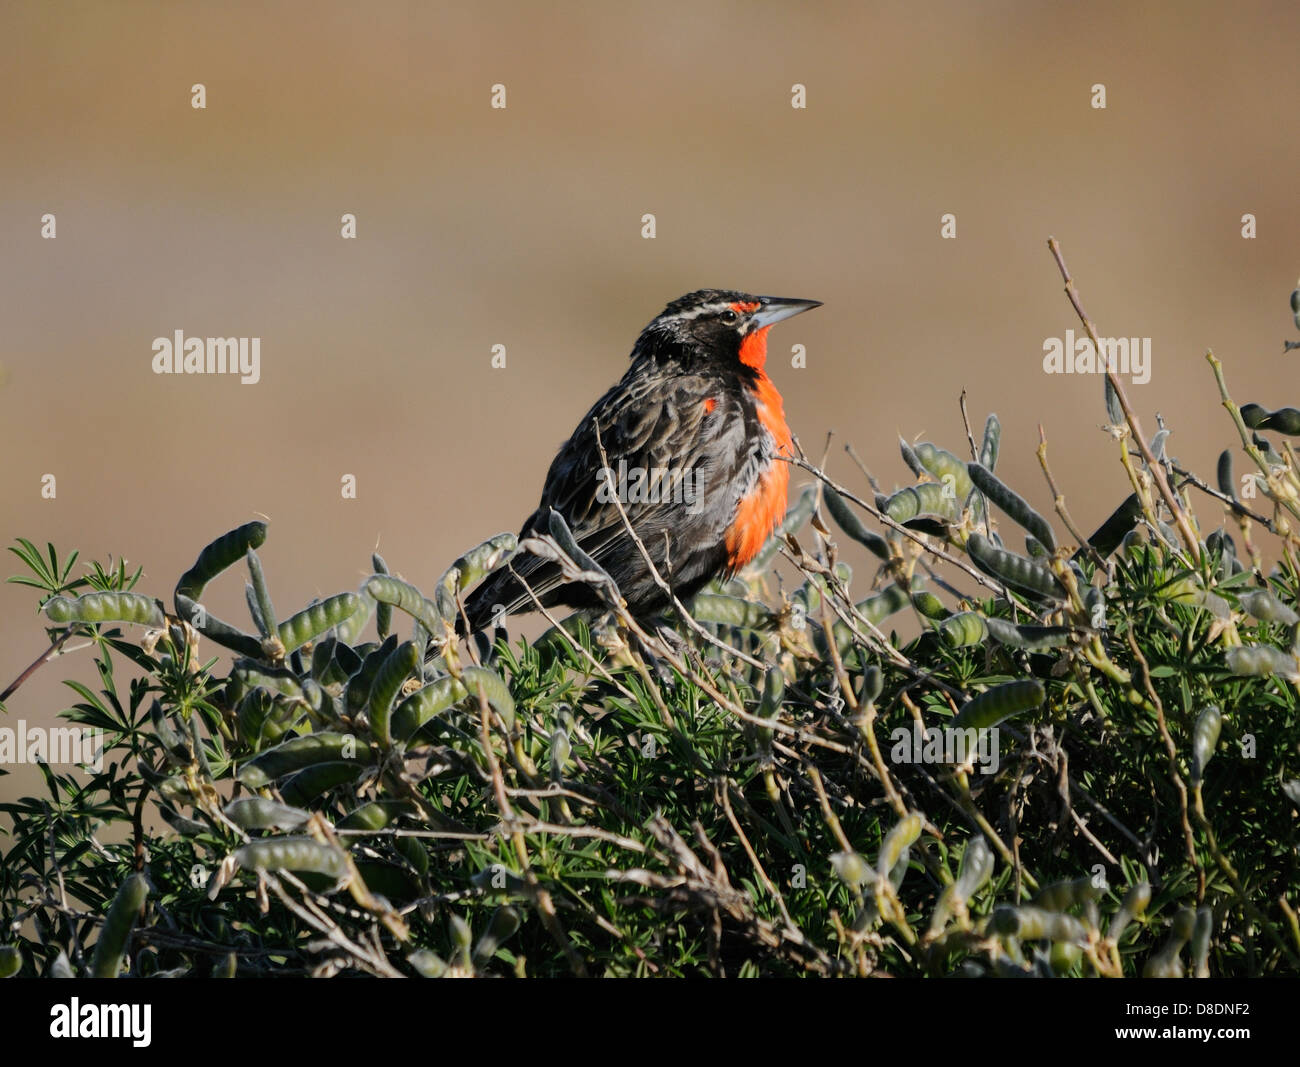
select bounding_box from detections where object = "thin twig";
[1047,237,1202,566]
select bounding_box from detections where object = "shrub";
[2,245,1298,977]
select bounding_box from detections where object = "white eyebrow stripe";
[668,302,734,322]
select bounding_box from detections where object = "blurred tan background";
[3,1,1299,797]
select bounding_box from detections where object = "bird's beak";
[751,297,823,330]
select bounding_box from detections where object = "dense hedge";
[3,264,1300,978]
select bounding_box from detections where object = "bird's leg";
[651,620,689,655]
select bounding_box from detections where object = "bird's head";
[633,289,822,372]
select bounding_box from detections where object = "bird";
[461,289,822,634]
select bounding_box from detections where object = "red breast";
[725,323,793,570]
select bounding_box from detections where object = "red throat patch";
[738,324,772,370]
[724,368,793,570]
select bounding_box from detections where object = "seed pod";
[366,576,442,636]
[336,590,374,648]
[993,905,1087,942]
[407,949,448,978]
[368,641,420,745]
[986,906,1019,937]
[984,617,1072,649]
[966,534,1065,599]
[928,883,961,935]
[1149,429,1170,463]
[390,675,470,742]
[0,945,21,978]
[368,552,394,638]
[546,508,616,591]
[954,837,994,899]
[877,813,922,877]
[313,636,361,690]
[244,548,278,640]
[1032,876,1102,912]
[823,487,890,559]
[210,952,237,978]
[176,591,262,659]
[898,436,925,478]
[1206,529,1242,580]
[187,714,216,783]
[345,635,399,714]
[1241,403,1300,435]
[691,593,775,630]
[236,689,305,748]
[1239,589,1300,626]
[792,576,824,616]
[1252,432,1284,467]
[911,590,947,620]
[1108,882,1151,942]
[1104,376,1124,426]
[337,800,408,831]
[224,797,311,830]
[449,913,474,971]
[979,414,1001,471]
[1153,519,1181,549]
[857,665,883,705]
[277,593,362,655]
[228,659,305,704]
[43,591,164,628]
[1049,940,1083,974]
[439,533,518,595]
[967,463,1057,552]
[1084,585,1107,627]
[1143,907,1195,978]
[472,906,522,970]
[1292,286,1300,325]
[237,732,369,788]
[1225,644,1300,681]
[860,582,915,625]
[234,837,348,880]
[149,700,190,762]
[436,533,518,619]
[176,521,268,602]
[395,833,430,878]
[549,727,571,781]
[1081,493,1143,559]
[311,638,337,682]
[1190,907,1213,978]
[245,583,268,639]
[826,582,916,658]
[954,679,1044,731]
[939,611,988,648]
[758,666,784,720]
[1216,450,1235,500]
[91,873,148,978]
[461,666,516,732]
[1190,705,1222,786]
[883,482,958,525]
[915,442,973,501]
[831,850,870,889]
[1024,535,1048,558]
[930,838,994,935]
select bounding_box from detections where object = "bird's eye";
[720,309,739,324]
